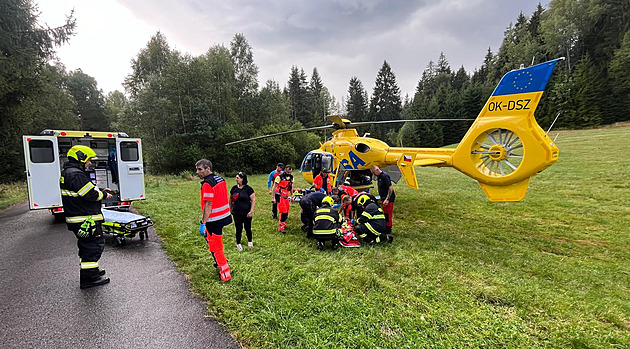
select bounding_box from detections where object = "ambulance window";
[120,141,139,161]
[29,140,54,163]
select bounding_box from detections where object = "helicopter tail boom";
[451,58,564,201]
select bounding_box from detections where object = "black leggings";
[232,213,252,244]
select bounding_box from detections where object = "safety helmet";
[356,193,372,207]
[321,196,334,207]
[67,145,97,163]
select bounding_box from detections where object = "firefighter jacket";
[356,202,386,235]
[60,161,105,226]
[313,206,341,236]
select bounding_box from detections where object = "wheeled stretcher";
[101,208,153,246]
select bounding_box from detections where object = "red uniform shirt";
[201,174,231,223]
[313,174,331,194]
[339,184,358,197]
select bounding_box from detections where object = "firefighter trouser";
[70,223,105,282]
[299,200,316,228]
[354,223,385,244]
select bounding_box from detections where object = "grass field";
[0,182,27,211]
[133,124,630,348]
[0,125,605,347]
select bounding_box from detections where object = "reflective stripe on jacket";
[60,162,105,226]
[313,206,340,235]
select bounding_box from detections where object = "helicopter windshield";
[301,153,313,172]
[301,152,333,175]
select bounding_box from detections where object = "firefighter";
[196,159,232,282]
[354,193,393,244]
[312,196,341,250]
[60,145,113,289]
[299,190,327,238]
[272,165,294,233]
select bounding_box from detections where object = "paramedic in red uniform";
[272,165,294,233]
[371,165,395,235]
[60,145,112,289]
[196,159,232,282]
[312,168,332,194]
[267,163,284,219]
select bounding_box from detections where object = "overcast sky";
[37,0,549,102]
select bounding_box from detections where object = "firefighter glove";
[199,222,207,237]
[77,217,96,238]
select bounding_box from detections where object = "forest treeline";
[2,0,629,182]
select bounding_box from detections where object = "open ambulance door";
[22,136,62,209]
[116,138,145,201]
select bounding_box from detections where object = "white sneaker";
[237,244,243,251]
[248,242,253,248]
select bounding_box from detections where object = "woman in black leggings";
[230,172,256,251]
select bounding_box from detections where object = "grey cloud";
[116,0,549,99]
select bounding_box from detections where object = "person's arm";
[202,200,212,223]
[77,174,112,201]
[271,177,280,203]
[383,185,394,206]
[267,171,273,194]
[248,192,256,218]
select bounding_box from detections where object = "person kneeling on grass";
[313,196,342,251]
[353,193,393,245]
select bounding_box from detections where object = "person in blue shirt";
[267,163,284,219]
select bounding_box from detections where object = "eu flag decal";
[492,58,563,97]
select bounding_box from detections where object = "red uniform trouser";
[205,223,227,265]
[278,194,290,231]
[382,202,394,232]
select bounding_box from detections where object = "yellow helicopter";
[227,58,564,202]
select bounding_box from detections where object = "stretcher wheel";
[115,236,126,246]
[139,229,148,240]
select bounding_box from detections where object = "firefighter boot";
[331,240,340,250]
[80,269,110,289]
[278,221,286,234]
[317,241,325,251]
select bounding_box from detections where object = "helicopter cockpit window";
[301,153,313,171]
[355,143,370,153]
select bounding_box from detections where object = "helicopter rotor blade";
[347,118,474,127]
[225,125,335,145]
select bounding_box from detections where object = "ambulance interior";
[57,137,139,208]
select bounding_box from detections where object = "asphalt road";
[0,202,240,349]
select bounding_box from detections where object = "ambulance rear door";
[22,136,62,209]
[116,138,145,201]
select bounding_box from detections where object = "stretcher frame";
[101,208,153,246]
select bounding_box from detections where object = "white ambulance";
[22,130,145,220]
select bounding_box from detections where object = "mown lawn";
[134,125,630,348]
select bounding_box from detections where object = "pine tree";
[369,61,402,140]
[346,77,368,121]
[230,33,259,123]
[308,68,325,125]
[609,30,630,122]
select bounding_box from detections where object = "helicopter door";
[312,153,322,176]
[382,165,402,184]
[22,136,62,209]
[335,165,349,186]
[116,138,145,201]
